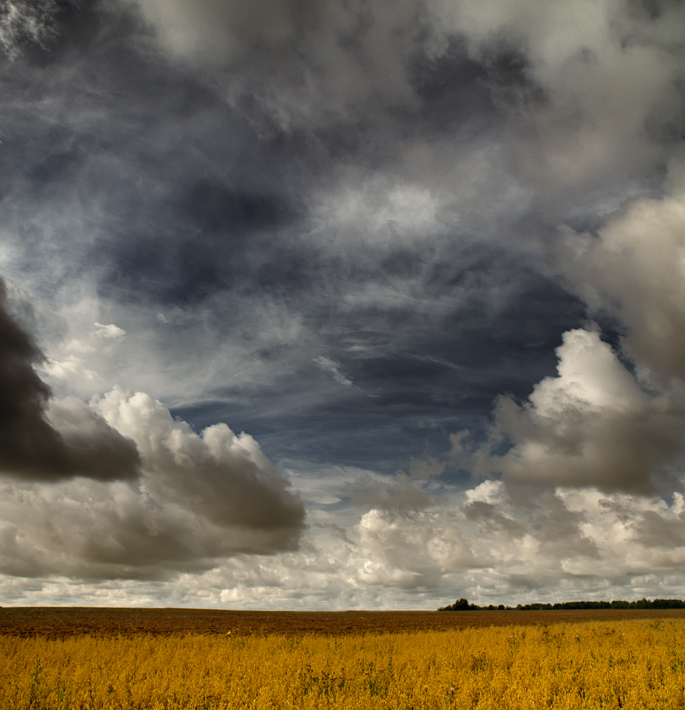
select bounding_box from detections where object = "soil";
[1,607,685,639]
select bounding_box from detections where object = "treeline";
[438,598,685,611]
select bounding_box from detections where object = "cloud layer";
[0,0,683,607]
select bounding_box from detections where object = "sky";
[0,0,683,610]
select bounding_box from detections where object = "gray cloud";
[345,455,446,514]
[0,0,65,57]
[3,462,685,604]
[562,159,685,382]
[471,151,685,495]
[454,154,685,498]
[132,0,425,127]
[202,484,685,605]
[129,0,685,204]
[430,0,685,201]
[348,472,433,513]
[355,507,474,590]
[0,385,305,580]
[0,279,305,581]
[312,356,354,387]
[0,279,140,481]
[46,396,142,482]
[95,387,305,537]
[470,329,685,493]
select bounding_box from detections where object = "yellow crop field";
[2,619,685,709]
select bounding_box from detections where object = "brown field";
[2,606,685,638]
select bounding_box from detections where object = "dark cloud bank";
[0,0,683,606]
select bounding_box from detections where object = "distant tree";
[438,598,473,611]
[438,596,685,611]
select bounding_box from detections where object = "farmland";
[2,606,685,638]
[2,608,685,708]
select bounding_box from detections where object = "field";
[3,606,685,638]
[2,608,685,709]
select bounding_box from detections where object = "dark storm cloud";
[0,279,140,481]
[0,279,71,478]
[0,0,524,289]
[0,0,582,482]
[2,0,678,491]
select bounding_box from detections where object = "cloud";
[202,473,685,606]
[94,322,125,339]
[312,356,353,387]
[348,472,433,513]
[95,386,305,536]
[356,507,474,589]
[345,455,446,514]
[0,0,64,58]
[4,460,685,605]
[46,396,142,482]
[0,279,140,482]
[459,482,685,599]
[131,0,424,126]
[430,0,685,197]
[462,158,685,497]
[0,385,305,580]
[563,158,685,382]
[0,281,304,581]
[484,329,684,492]
[309,178,443,255]
[129,0,685,195]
